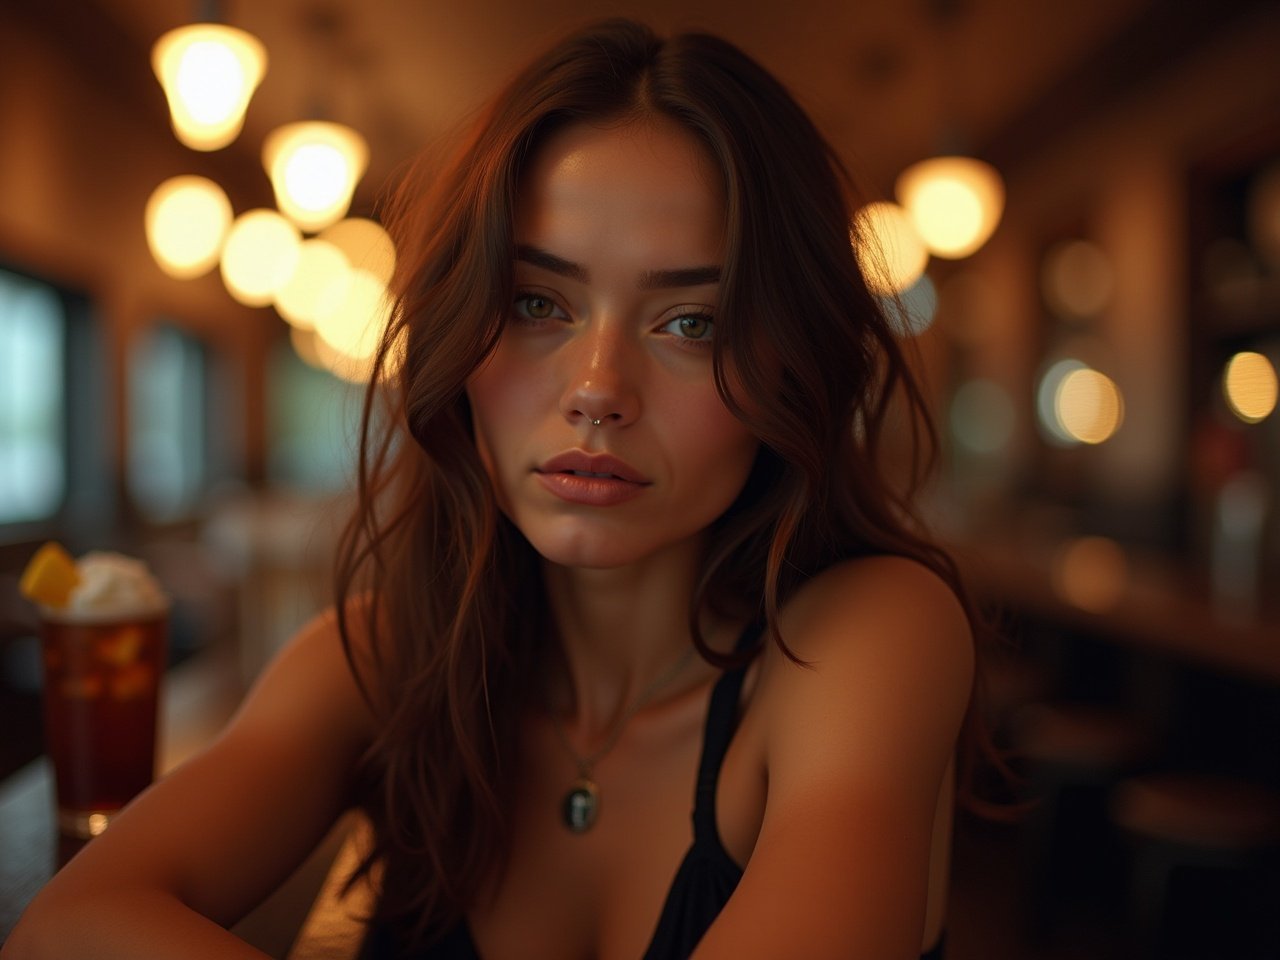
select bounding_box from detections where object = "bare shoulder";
[227,600,379,750]
[756,554,974,782]
[695,557,974,955]
[771,554,972,676]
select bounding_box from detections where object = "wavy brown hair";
[335,18,993,953]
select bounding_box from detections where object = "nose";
[558,320,641,428]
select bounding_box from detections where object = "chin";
[526,530,654,570]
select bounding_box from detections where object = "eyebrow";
[515,244,721,290]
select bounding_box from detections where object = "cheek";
[660,385,759,495]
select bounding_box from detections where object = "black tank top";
[361,620,946,959]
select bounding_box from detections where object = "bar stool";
[1110,773,1280,959]
[1010,701,1151,939]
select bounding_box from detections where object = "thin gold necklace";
[548,647,697,833]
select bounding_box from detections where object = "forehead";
[514,118,726,264]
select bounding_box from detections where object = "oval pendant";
[562,779,600,833]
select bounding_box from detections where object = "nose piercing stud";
[589,418,603,426]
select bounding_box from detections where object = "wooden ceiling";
[20,0,1271,211]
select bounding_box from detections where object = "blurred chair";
[1010,700,1151,939]
[1111,773,1280,959]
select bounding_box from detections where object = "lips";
[534,451,650,506]
[536,451,650,484]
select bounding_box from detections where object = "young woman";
[6,19,976,960]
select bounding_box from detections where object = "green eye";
[675,315,712,340]
[522,296,555,319]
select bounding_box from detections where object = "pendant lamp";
[895,155,1004,259]
[152,23,266,151]
[263,121,369,233]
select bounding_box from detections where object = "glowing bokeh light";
[881,274,938,336]
[274,239,351,329]
[1036,358,1088,445]
[220,209,302,307]
[854,201,928,296]
[895,156,1004,259]
[1056,368,1124,444]
[1052,536,1129,612]
[314,270,394,360]
[949,380,1015,454]
[288,325,327,371]
[263,121,369,233]
[319,217,397,285]
[1042,240,1113,318]
[144,175,233,279]
[1223,351,1278,423]
[151,25,266,151]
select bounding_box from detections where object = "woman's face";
[466,118,759,570]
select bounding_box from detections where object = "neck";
[540,536,734,737]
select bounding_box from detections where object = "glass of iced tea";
[34,551,170,840]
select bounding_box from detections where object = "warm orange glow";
[1055,368,1123,444]
[853,202,928,295]
[152,24,266,151]
[1224,351,1278,423]
[895,156,1004,259]
[1042,240,1113,318]
[1052,536,1129,612]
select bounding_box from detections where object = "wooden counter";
[952,533,1280,686]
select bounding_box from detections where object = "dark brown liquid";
[40,614,166,816]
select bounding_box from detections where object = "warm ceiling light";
[152,24,266,151]
[1055,367,1123,445]
[1223,351,1278,423]
[274,238,351,329]
[314,270,393,361]
[263,121,369,233]
[896,156,1005,259]
[318,217,397,285]
[220,209,302,306]
[853,201,928,295]
[144,175,233,279]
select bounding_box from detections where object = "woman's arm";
[2,608,378,960]
[694,555,974,960]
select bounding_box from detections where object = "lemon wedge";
[19,541,81,608]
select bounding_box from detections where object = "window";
[0,268,66,525]
[266,340,363,492]
[127,324,208,520]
